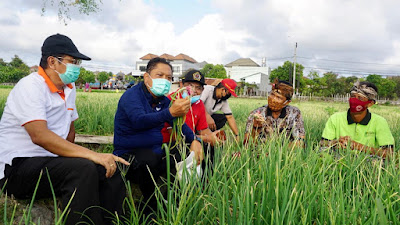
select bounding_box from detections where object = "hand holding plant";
[253,112,265,127]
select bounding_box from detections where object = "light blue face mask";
[190,95,201,104]
[148,76,171,96]
[54,60,81,85]
[182,91,200,104]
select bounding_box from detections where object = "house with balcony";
[135,53,207,81]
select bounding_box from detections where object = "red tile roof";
[140,53,159,60]
[159,53,175,61]
[174,53,197,63]
[139,53,197,63]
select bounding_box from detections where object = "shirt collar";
[347,109,371,125]
[141,82,164,105]
[37,66,73,93]
[266,106,287,118]
[212,86,218,100]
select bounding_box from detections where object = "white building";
[135,53,207,81]
[225,58,271,94]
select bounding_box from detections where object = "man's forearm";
[351,141,392,158]
[25,121,96,160]
[66,121,75,143]
[226,115,239,135]
[319,138,339,149]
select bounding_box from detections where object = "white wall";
[226,66,272,92]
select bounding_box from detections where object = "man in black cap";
[0,34,129,225]
[162,70,224,146]
[161,69,223,180]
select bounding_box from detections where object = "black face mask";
[221,93,231,101]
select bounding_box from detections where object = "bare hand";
[206,114,217,131]
[253,113,265,127]
[190,140,204,165]
[338,136,351,149]
[169,97,190,117]
[91,153,130,178]
[213,130,226,144]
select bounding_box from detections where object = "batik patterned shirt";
[244,105,305,141]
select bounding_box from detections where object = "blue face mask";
[190,95,200,104]
[54,61,81,85]
[148,76,171,96]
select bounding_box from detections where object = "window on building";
[173,66,180,73]
[139,66,146,72]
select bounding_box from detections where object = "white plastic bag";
[176,151,202,182]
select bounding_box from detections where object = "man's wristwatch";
[195,136,202,142]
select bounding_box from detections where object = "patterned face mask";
[349,97,372,112]
[268,91,288,111]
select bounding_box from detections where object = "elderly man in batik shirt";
[243,79,305,147]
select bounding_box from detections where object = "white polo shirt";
[200,85,232,115]
[0,67,78,180]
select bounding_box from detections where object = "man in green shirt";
[320,81,394,158]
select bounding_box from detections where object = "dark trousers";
[121,147,182,215]
[122,143,215,215]
[201,142,215,174]
[0,157,126,225]
[211,114,227,130]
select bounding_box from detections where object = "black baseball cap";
[182,70,205,85]
[41,33,91,60]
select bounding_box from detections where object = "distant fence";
[0,83,15,86]
[295,93,400,105]
[240,90,269,97]
[239,93,400,105]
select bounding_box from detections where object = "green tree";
[41,0,103,24]
[0,58,7,67]
[80,68,95,83]
[200,64,227,78]
[97,71,109,90]
[388,76,400,99]
[366,74,396,99]
[344,76,358,93]
[0,66,11,83]
[302,70,322,95]
[319,72,345,96]
[269,61,305,91]
[0,56,30,83]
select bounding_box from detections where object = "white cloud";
[212,0,400,74]
[1,0,400,75]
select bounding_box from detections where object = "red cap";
[221,78,238,97]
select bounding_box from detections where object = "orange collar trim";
[37,66,73,93]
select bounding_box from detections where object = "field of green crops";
[1,88,400,224]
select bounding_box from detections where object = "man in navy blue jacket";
[113,57,203,216]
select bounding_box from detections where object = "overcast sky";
[1,0,400,76]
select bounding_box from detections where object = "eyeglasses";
[56,57,82,65]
